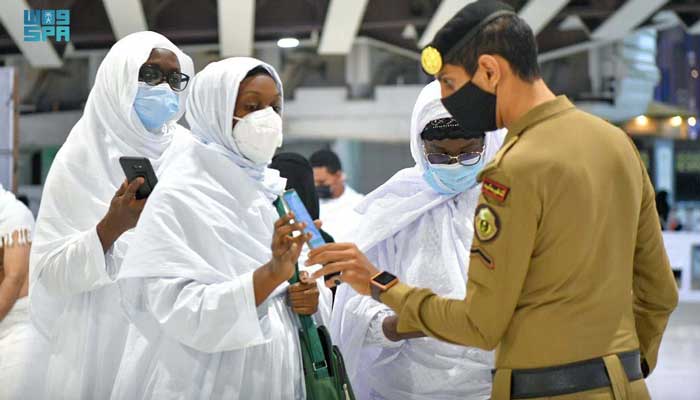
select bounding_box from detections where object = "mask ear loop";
[492,78,500,129]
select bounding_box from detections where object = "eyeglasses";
[425,145,484,166]
[138,64,190,92]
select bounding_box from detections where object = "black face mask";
[441,80,498,134]
[316,185,333,199]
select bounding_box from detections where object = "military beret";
[421,0,515,75]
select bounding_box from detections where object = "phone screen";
[282,190,326,249]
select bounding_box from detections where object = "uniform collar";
[505,95,574,139]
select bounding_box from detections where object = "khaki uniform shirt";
[381,96,678,376]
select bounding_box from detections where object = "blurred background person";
[656,190,670,229]
[310,149,364,241]
[0,184,48,400]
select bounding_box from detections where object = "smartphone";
[119,157,158,200]
[281,189,326,249]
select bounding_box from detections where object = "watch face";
[372,271,396,286]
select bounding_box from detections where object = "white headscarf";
[0,185,33,247]
[27,31,193,399]
[119,56,286,285]
[331,81,505,400]
[186,57,285,187]
[113,58,302,399]
[349,80,505,252]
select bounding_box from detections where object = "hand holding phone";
[119,157,158,199]
[96,178,147,252]
[281,189,326,249]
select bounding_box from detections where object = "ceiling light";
[634,115,649,126]
[277,38,299,48]
[670,116,683,127]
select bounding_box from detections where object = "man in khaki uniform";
[307,1,679,399]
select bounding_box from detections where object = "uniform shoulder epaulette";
[480,135,520,177]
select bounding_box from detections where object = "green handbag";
[274,198,355,400]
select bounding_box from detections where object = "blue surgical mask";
[423,157,485,195]
[133,83,179,131]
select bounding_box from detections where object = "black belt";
[507,350,643,399]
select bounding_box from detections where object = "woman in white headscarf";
[329,81,506,400]
[111,57,318,400]
[28,31,193,399]
[0,186,49,399]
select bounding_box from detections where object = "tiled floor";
[646,302,700,399]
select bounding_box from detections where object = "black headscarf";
[270,152,338,289]
[270,153,335,243]
[270,153,320,219]
[420,117,485,141]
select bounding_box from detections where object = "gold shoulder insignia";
[482,178,509,203]
[474,204,500,242]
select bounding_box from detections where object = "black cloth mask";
[315,185,333,200]
[441,80,498,134]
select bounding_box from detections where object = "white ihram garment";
[28,31,193,399]
[112,57,304,400]
[331,81,507,400]
[0,186,49,400]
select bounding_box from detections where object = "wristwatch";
[370,271,399,302]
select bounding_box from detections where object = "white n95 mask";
[232,107,283,164]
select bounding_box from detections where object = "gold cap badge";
[421,46,443,75]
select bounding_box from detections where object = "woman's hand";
[0,230,31,320]
[96,179,146,252]
[254,213,312,306]
[269,212,310,283]
[287,271,319,315]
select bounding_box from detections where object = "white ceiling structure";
[218,0,255,57]
[591,0,669,40]
[318,0,370,55]
[102,0,147,41]
[0,0,62,68]
[418,0,475,48]
[3,0,700,68]
[518,0,570,36]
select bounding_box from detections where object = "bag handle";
[274,197,330,379]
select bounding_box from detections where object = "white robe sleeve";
[143,271,267,353]
[364,307,403,348]
[37,227,114,297]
